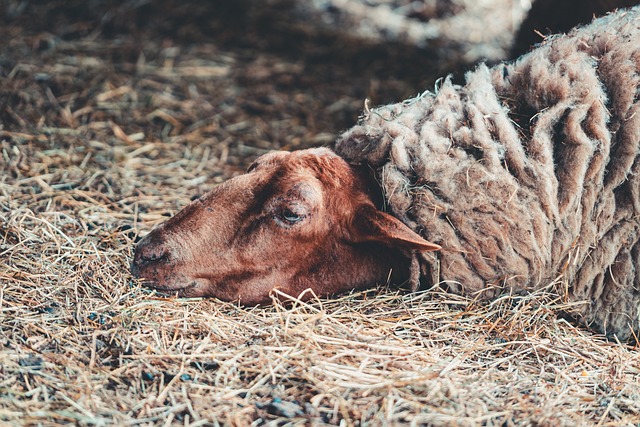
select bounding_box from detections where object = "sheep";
[132,7,640,340]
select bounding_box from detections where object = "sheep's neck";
[292,242,412,297]
[358,243,414,289]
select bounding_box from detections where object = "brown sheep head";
[131,148,440,304]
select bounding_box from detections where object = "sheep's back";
[335,7,640,339]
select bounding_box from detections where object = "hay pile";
[1,2,639,426]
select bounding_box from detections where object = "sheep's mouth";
[149,281,194,291]
[130,258,201,295]
[133,275,198,294]
[145,278,211,298]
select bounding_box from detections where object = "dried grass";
[1,2,639,426]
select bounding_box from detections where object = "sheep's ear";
[350,205,441,252]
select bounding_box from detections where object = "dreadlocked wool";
[334,7,640,340]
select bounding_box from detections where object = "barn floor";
[1,1,639,426]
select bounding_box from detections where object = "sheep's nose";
[131,233,170,274]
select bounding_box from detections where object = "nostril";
[133,238,171,267]
[139,250,169,264]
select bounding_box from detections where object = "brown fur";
[131,148,439,305]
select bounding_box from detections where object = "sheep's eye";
[247,161,258,172]
[280,208,304,224]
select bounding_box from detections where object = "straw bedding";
[336,7,640,341]
[1,2,639,426]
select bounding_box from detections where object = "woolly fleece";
[335,7,640,340]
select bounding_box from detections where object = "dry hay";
[1,2,640,426]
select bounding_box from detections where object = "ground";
[1,1,639,426]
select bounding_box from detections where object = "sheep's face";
[131,148,439,304]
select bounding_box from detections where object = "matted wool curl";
[335,7,640,340]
